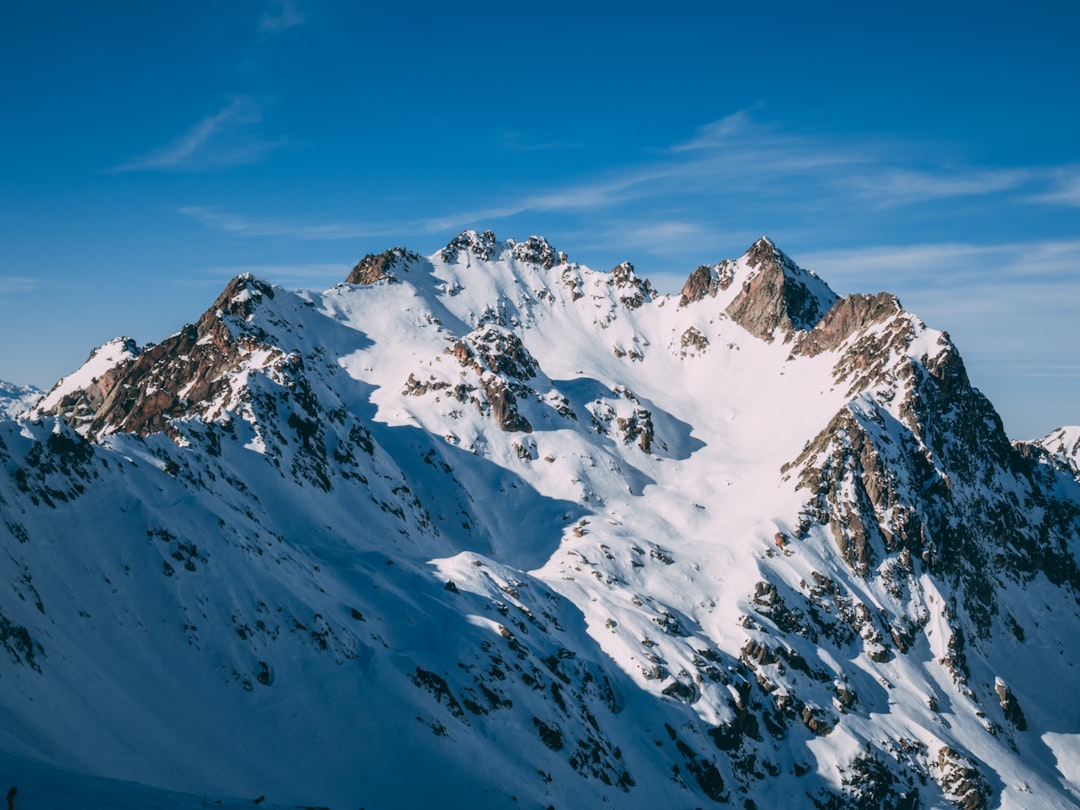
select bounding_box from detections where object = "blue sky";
[2,0,1078,439]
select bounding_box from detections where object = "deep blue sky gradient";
[2,1,1079,438]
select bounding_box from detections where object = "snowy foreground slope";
[2,232,1079,809]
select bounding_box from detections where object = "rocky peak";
[743,235,785,269]
[38,276,279,439]
[677,237,837,341]
[208,274,276,321]
[32,337,143,430]
[793,292,905,358]
[509,235,560,269]
[448,324,539,382]
[678,261,736,306]
[441,229,500,264]
[726,236,838,341]
[609,261,652,309]
[346,247,417,285]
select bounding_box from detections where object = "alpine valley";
[1,232,1078,809]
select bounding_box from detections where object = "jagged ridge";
[4,231,1079,809]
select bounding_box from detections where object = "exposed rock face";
[510,235,559,269]
[34,338,142,432]
[678,262,735,306]
[346,247,417,285]
[725,237,837,340]
[609,261,652,309]
[679,326,709,357]
[37,276,280,438]
[441,229,499,263]
[791,335,1080,633]
[435,326,542,433]
[678,237,837,343]
[482,377,532,433]
[450,325,539,381]
[935,746,992,810]
[793,292,905,359]
[994,678,1027,731]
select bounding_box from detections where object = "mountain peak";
[609,260,652,309]
[744,234,787,267]
[679,237,838,340]
[346,246,418,285]
[509,234,561,268]
[0,379,42,419]
[440,229,500,263]
[439,230,564,269]
[727,237,838,339]
[1029,425,1080,480]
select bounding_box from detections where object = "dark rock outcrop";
[347,247,417,285]
[39,275,276,437]
[725,238,837,341]
[609,261,652,309]
[441,229,499,263]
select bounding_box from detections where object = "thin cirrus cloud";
[0,277,38,297]
[180,206,407,240]
[260,0,305,32]
[850,168,1033,206]
[112,97,285,173]
[179,112,1080,251]
[1027,169,1080,206]
[798,238,1080,362]
[795,238,1080,436]
[667,114,1072,211]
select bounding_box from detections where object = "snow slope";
[0,380,40,419]
[1,232,1078,809]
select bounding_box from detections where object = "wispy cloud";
[800,239,1080,288]
[0,276,37,296]
[799,239,1080,362]
[180,111,1080,264]
[260,0,305,31]
[1027,168,1080,206]
[665,114,1078,212]
[180,207,385,240]
[113,97,284,172]
[669,110,757,152]
[852,168,1032,206]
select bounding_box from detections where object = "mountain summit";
[680,235,838,339]
[3,233,1079,809]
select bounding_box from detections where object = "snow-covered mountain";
[0,380,40,419]
[2,231,1078,809]
[1028,426,1080,483]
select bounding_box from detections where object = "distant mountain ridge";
[2,232,1078,809]
[0,379,40,419]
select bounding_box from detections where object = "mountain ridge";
[3,232,1079,809]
